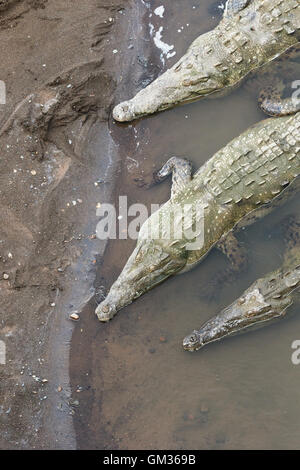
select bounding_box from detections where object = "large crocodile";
[96,103,300,322]
[113,0,300,122]
[183,216,300,351]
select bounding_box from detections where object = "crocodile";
[113,0,300,122]
[96,103,300,322]
[183,216,300,351]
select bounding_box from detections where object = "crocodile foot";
[259,85,300,117]
[154,156,193,198]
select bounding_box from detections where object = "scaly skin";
[183,217,300,351]
[96,111,300,322]
[113,0,300,122]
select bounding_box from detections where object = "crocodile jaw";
[112,83,219,122]
[182,294,273,352]
[113,100,138,123]
[183,268,300,351]
[112,29,222,122]
[112,73,220,122]
[96,239,186,322]
[183,330,206,352]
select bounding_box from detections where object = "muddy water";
[71,0,300,449]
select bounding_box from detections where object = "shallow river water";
[70,0,300,449]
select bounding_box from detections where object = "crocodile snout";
[183,331,203,351]
[113,101,136,122]
[95,303,117,322]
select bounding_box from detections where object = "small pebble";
[200,404,209,414]
[70,313,80,321]
[3,273,9,280]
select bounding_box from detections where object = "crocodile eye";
[189,334,197,343]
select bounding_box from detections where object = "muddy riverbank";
[0,0,129,449]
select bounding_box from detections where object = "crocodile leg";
[204,214,300,300]
[284,216,300,250]
[259,87,300,117]
[257,44,300,117]
[216,232,247,271]
[224,0,251,18]
[199,232,248,300]
[155,156,193,198]
[284,216,300,304]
